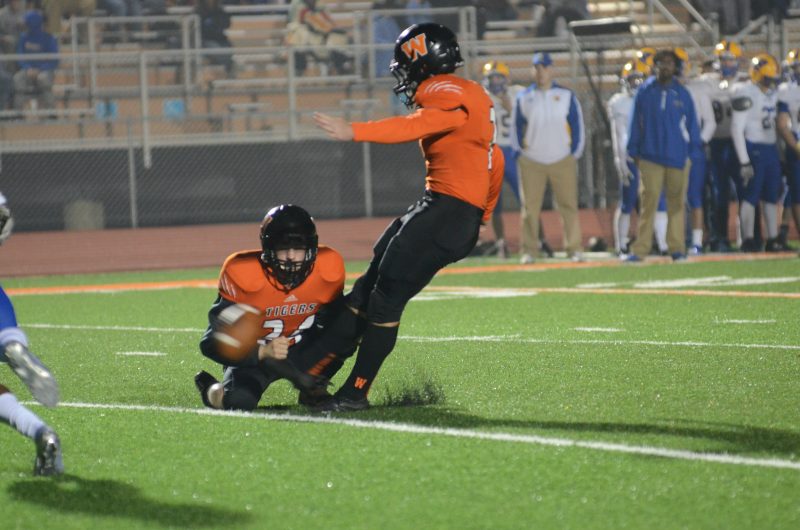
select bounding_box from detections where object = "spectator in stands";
[41,0,96,38]
[197,0,234,76]
[625,49,702,262]
[13,10,59,112]
[691,0,751,34]
[371,0,403,114]
[536,0,589,38]
[476,0,518,40]
[511,51,585,263]
[405,0,432,27]
[286,0,351,75]
[0,0,26,110]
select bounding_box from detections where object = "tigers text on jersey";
[486,84,524,147]
[778,81,800,137]
[607,89,633,169]
[730,82,778,165]
[217,245,345,342]
[351,74,497,214]
[511,82,585,164]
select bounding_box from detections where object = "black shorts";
[349,190,483,313]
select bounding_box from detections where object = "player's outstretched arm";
[313,112,354,141]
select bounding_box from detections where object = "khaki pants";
[631,159,690,258]
[518,154,582,256]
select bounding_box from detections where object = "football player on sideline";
[312,23,503,411]
[195,205,356,410]
[730,53,783,252]
[607,56,669,255]
[480,60,552,259]
[0,192,63,476]
[776,49,800,250]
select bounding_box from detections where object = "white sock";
[740,202,755,239]
[763,203,778,238]
[0,392,46,439]
[655,211,668,251]
[692,229,703,247]
[614,208,630,252]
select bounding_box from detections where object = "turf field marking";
[115,351,167,357]
[573,327,623,333]
[22,323,800,351]
[718,319,778,324]
[46,401,800,472]
[633,276,800,289]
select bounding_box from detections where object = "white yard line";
[115,351,167,356]
[22,323,800,351]
[42,401,800,472]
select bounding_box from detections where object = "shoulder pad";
[315,245,345,285]
[416,77,466,110]
[219,251,266,296]
[731,96,752,111]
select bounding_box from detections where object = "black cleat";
[298,386,333,408]
[33,427,63,476]
[194,370,218,408]
[765,238,789,252]
[314,395,370,412]
[740,238,762,252]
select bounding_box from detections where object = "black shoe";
[540,241,555,258]
[298,378,333,408]
[194,370,218,408]
[740,238,762,252]
[765,238,789,252]
[314,394,370,412]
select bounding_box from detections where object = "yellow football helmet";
[620,59,650,92]
[635,47,656,69]
[715,40,743,77]
[749,53,780,88]
[786,48,800,83]
[673,47,690,77]
[714,40,743,59]
[482,61,511,95]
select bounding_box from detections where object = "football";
[212,304,265,363]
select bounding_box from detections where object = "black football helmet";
[390,23,464,108]
[259,204,318,291]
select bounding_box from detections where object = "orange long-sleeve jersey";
[351,74,501,221]
[217,245,345,343]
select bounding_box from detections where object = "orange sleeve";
[482,144,505,223]
[351,108,467,144]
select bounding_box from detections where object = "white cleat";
[4,341,60,408]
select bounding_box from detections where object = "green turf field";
[1,256,799,529]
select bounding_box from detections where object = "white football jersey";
[606,89,633,169]
[730,81,778,164]
[702,72,736,139]
[487,84,524,147]
[685,77,717,143]
[777,81,800,137]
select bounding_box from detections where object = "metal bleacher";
[1,0,797,151]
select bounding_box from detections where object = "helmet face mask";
[714,40,742,77]
[390,23,464,108]
[482,61,510,95]
[786,49,800,83]
[620,59,649,93]
[259,205,319,291]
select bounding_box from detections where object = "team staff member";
[626,48,702,262]
[731,53,783,252]
[195,204,353,410]
[511,51,585,263]
[312,23,502,411]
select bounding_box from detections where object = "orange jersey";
[217,245,345,342]
[352,74,498,216]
